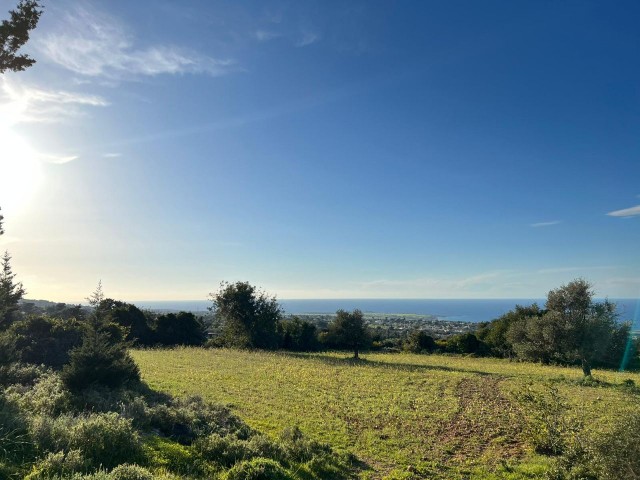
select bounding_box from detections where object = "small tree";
[96,298,153,345]
[0,250,26,329]
[0,0,43,73]
[61,327,140,391]
[154,311,206,346]
[279,317,319,351]
[327,309,370,359]
[404,330,436,353]
[209,281,282,349]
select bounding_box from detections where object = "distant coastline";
[130,298,639,324]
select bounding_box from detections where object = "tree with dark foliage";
[507,279,625,376]
[96,298,153,345]
[327,309,370,359]
[61,326,140,391]
[209,281,283,349]
[0,250,25,329]
[279,317,319,351]
[0,0,42,74]
[154,311,206,346]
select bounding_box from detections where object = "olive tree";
[327,309,370,359]
[507,279,622,376]
[209,281,282,349]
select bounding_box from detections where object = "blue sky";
[0,0,638,301]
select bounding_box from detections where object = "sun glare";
[0,127,43,213]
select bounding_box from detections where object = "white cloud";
[295,31,320,47]
[0,76,108,125]
[530,220,561,228]
[607,205,640,217]
[537,266,617,275]
[359,271,510,294]
[255,30,281,42]
[36,7,234,81]
[38,153,79,164]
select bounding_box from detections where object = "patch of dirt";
[435,376,525,464]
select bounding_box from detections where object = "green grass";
[132,349,640,479]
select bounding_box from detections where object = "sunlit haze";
[0,0,638,303]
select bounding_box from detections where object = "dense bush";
[5,372,71,416]
[25,449,85,479]
[8,315,85,368]
[109,463,154,480]
[144,396,252,443]
[29,412,143,469]
[279,317,319,351]
[61,329,140,391]
[225,457,293,480]
[96,300,153,346]
[403,330,436,353]
[153,312,206,346]
[550,411,640,480]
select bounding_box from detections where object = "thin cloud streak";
[38,153,79,164]
[36,6,235,81]
[530,220,561,227]
[536,266,618,275]
[255,30,281,42]
[607,205,640,217]
[295,31,320,47]
[0,77,108,125]
[91,71,414,151]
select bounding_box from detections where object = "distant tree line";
[3,270,638,374]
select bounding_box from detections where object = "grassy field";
[132,349,640,479]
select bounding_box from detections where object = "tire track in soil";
[435,376,525,464]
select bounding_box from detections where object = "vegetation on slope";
[134,348,640,479]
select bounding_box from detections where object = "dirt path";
[435,375,525,464]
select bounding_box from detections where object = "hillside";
[132,349,640,479]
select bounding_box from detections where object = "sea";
[133,298,640,325]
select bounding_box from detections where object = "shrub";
[5,372,71,416]
[194,433,249,467]
[0,362,47,387]
[61,329,140,392]
[25,449,86,479]
[515,385,576,455]
[9,315,84,369]
[146,396,251,443]
[0,392,31,461]
[403,331,436,354]
[69,413,142,469]
[588,412,640,479]
[142,436,202,475]
[278,426,332,464]
[29,413,142,469]
[225,457,293,480]
[109,464,154,480]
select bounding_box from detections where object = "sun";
[0,127,43,214]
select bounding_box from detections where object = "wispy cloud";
[38,153,79,164]
[0,77,108,125]
[607,205,640,218]
[537,266,618,275]
[530,220,561,228]
[255,30,281,42]
[295,31,320,47]
[102,153,122,158]
[36,6,235,81]
[359,271,510,292]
